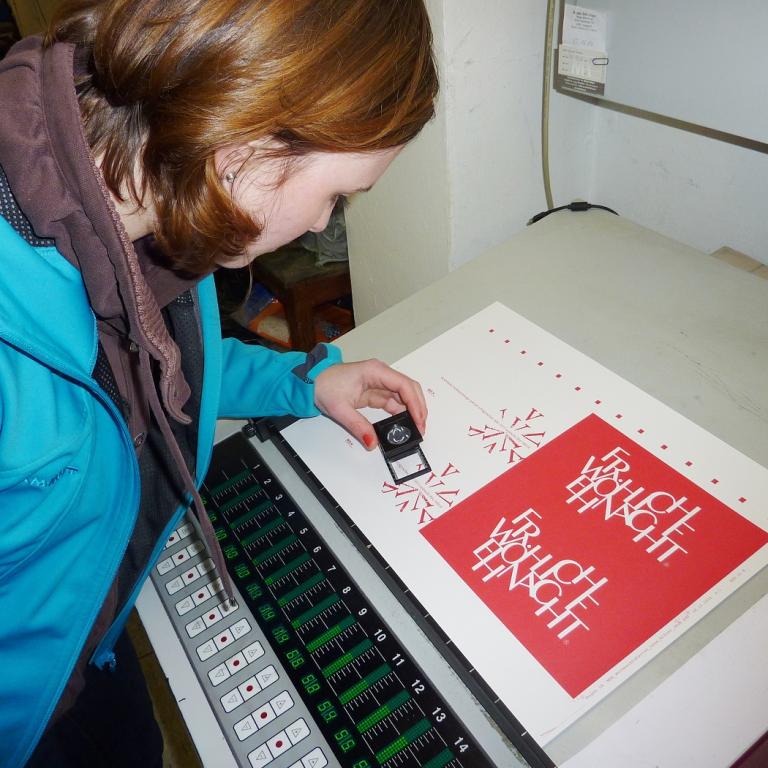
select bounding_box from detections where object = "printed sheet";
[281,303,768,743]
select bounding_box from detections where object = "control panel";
[149,431,494,768]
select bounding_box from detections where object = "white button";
[242,641,265,665]
[251,701,276,729]
[226,652,247,675]
[255,665,279,689]
[165,531,179,549]
[185,617,206,638]
[208,576,224,595]
[288,762,302,768]
[165,576,184,595]
[181,567,200,585]
[234,714,258,742]
[187,540,205,557]
[221,598,238,616]
[202,606,223,627]
[230,618,251,639]
[175,596,196,616]
[247,745,273,767]
[301,748,328,768]
[156,557,174,575]
[177,522,193,539]
[270,690,294,716]
[192,585,212,605]
[238,676,261,701]
[267,731,290,759]
[173,549,189,566]
[286,718,310,745]
[208,663,230,687]
[213,629,234,651]
[220,688,244,713]
[198,558,215,575]
[196,640,218,661]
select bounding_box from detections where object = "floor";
[126,609,203,768]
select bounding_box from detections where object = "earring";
[224,171,236,184]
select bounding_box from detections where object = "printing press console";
[137,211,768,768]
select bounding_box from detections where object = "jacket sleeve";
[217,340,343,419]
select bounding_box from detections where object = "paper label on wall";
[281,303,768,743]
[558,44,608,87]
[557,4,609,96]
[563,4,607,50]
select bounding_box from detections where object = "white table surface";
[141,209,768,768]
[335,209,768,768]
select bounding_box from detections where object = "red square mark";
[422,414,767,697]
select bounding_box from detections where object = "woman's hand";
[314,359,427,450]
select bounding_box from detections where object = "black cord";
[527,201,619,226]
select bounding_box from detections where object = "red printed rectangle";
[421,414,768,696]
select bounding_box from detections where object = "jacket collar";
[0,37,193,422]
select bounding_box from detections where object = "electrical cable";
[541,0,556,210]
[527,200,618,226]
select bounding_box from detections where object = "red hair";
[47,0,438,272]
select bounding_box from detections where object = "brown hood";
[0,37,236,607]
[0,36,191,423]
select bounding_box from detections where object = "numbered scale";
[150,430,495,768]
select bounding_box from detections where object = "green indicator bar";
[240,515,285,548]
[322,639,373,678]
[230,499,272,530]
[338,663,391,706]
[306,615,356,653]
[375,718,431,765]
[251,534,298,566]
[209,469,251,497]
[278,572,326,607]
[422,748,455,768]
[218,486,262,515]
[356,690,410,733]
[290,594,340,629]
[263,553,312,586]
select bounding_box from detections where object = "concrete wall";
[590,108,768,265]
[348,0,768,324]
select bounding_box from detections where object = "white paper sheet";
[282,303,768,743]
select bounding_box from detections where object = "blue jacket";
[0,214,341,767]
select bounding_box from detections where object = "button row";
[185,601,241,639]
[206,640,265,681]
[166,558,215,595]
[247,718,311,766]
[175,577,224,616]
[164,521,193,549]
[233,689,295,741]
[156,538,206,576]
[220,665,280,713]
[290,748,329,768]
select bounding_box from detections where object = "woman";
[0,0,438,765]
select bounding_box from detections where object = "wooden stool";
[249,245,352,351]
